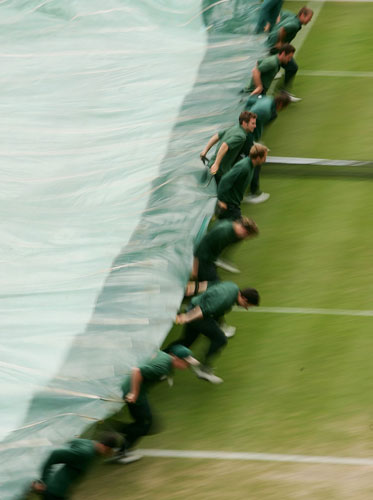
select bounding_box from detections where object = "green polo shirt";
[208,123,248,178]
[217,157,255,206]
[195,220,240,264]
[267,12,301,47]
[191,281,239,319]
[246,96,277,141]
[245,55,280,93]
[121,351,172,401]
[41,439,97,499]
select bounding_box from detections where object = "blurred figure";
[216,144,269,218]
[169,281,260,384]
[243,92,290,203]
[30,434,117,499]
[255,0,284,34]
[244,44,296,97]
[192,217,259,280]
[112,345,198,463]
[267,7,314,100]
[200,111,257,183]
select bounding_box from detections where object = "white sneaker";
[243,192,270,204]
[221,323,236,338]
[214,258,240,273]
[116,452,143,465]
[285,92,302,102]
[193,366,223,384]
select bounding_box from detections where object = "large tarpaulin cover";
[0,1,264,498]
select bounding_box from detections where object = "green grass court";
[75,2,373,498]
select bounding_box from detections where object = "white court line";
[299,69,373,78]
[233,306,373,318]
[267,155,372,166]
[138,448,373,466]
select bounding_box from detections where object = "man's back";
[41,439,96,499]
[246,96,277,140]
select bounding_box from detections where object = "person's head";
[95,432,119,456]
[274,91,291,111]
[234,217,259,239]
[249,143,269,165]
[237,287,260,309]
[239,110,257,133]
[168,344,199,370]
[298,7,313,24]
[278,43,296,64]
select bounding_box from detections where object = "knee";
[143,416,153,434]
[217,334,228,349]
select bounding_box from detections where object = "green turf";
[264,2,373,160]
[72,3,373,499]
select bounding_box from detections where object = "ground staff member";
[200,111,256,183]
[244,44,295,96]
[267,7,313,100]
[167,282,260,384]
[193,217,259,282]
[255,0,284,33]
[31,435,117,499]
[243,93,290,204]
[113,345,198,462]
[216,144,269,220]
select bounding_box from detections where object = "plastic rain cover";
[0,1,264,498]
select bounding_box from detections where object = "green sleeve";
[257,57,276,74]
[217,129,226,140]
[140,355,171,380]
[41,449,80,483]
[224,132,246,151]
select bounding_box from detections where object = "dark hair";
[239,111,257,125]
[274,91,291,108]
[279,43,296,55]
[98,432,118,449]
[240,288,260,306]
[298,7,313,17]
[239,217,259,235]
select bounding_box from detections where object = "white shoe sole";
[222,325,236,338]
[243,192,270,204]
[193,367,223,384]
[214,259,240,273]
[116,453,143,465]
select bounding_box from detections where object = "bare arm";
[191,257,199,280]
[200,133,220,158]
[275,27,287,46]
[210,142,229,174]
[125,367,143,403]
[185,280,208,296]
[175,305,203,325]
[250,67,263,96]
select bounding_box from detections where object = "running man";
[267,7,313,100]
[113,345,199,463]
[243,92,290,203]
[200,111,257,183]
[168,281,260,384]
[193,217,259,281]
[31,434,117,499]
[216,144,269,220]
[244,44,295,96]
